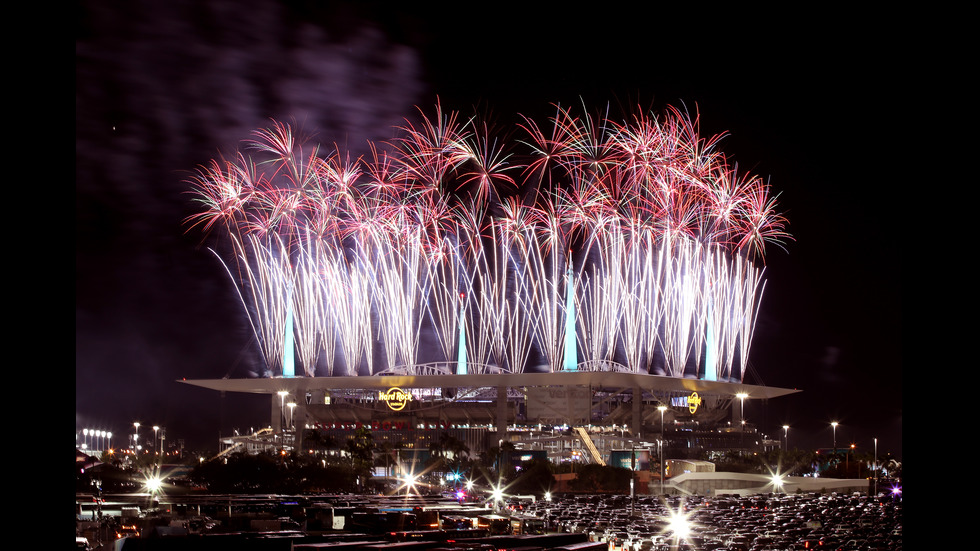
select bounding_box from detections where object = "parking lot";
[518,491,902,550]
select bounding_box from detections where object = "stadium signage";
[313,420,450,431]
[688,392,702,414]
[379,387,413,411]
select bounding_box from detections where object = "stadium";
[184,369,798,466]
[181,102,798,468]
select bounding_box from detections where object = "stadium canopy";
[181,372,799,401]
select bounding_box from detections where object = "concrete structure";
[182,370,799,460]
[663,471,870,496]
[665,459,716,475]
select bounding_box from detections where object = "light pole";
[831,422,838,455]
[287,401,297,449]
[630,443,636,516]
[782,425,789,452]
[736,393,748,454]
[134,422,141,454]
[658,404,667,495]
[153,425,160,456]
[873,438,878,496]
[277,390,289,435]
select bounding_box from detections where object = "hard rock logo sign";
[688,392,702,414]
[379,387,413,411]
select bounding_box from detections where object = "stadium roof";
[180,371,800,401]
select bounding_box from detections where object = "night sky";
[76,2,901,458]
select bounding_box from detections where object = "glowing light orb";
[144,475,162,493]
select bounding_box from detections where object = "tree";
[508,459,555,495]
[375,440,394,479]
[188,451,282,493]
[345,426,375,489]
[429,432,470,475]
[568,464,631,493]
[188,450,361,493]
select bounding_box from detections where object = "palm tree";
[428,435,445,463]
[441,433,471,463]
[345,426,375,490]
[375,441,394,479]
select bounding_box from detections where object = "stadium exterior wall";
[665,472,870,496]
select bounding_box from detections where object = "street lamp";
[277,390,289,433]
[782,425,789,452]
[736,393,748,428]
[287,402,297,429]
[873,438,878,496]
[831,422,838,455]
[134,422,141,453]
[735,392,749,427]
[404,473,418,497]
[771,473,785,492]
[658,404,667,495]
[490,483,504,510]
[153,426,160,455]
[736,393,748,455]
[630,443,636,516]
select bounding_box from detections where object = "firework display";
[187,102,790,381]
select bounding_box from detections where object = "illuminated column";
[282,285,295,377]
[704,294,717,381]
[562,265,578,372]
[457,300,467,375]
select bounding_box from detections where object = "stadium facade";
[182,368,799,464]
